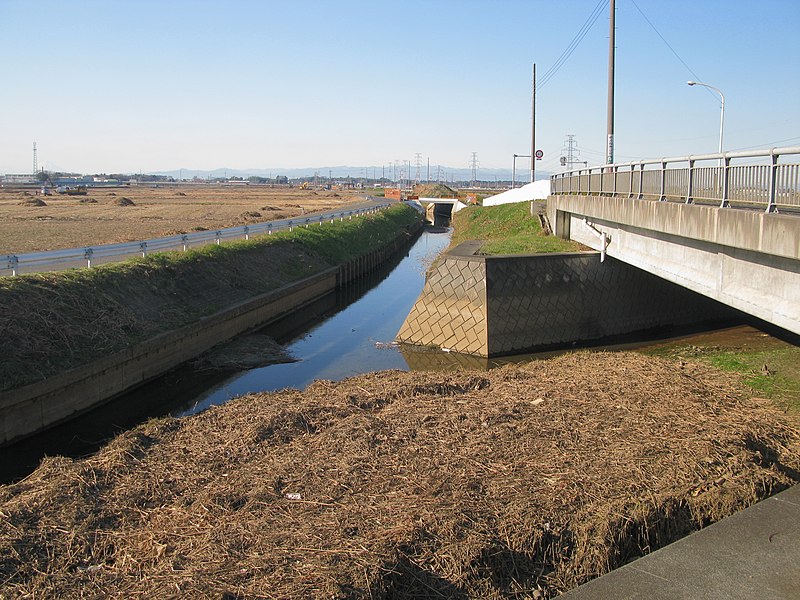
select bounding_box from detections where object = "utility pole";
[414,152,422,185]
[32,141,37,176]
[426,157,430,183]
[531,63,536,183]
[606,0,615,164]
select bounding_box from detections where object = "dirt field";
[0,185,364,254]
[1,352,798,598]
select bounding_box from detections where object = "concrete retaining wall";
[0,220,422,447]
[396,243,736,356]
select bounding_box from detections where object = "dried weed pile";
[1,352,798,598]
[413,183,457,198]
[16,198,46,207]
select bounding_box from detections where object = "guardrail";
[550,146,800,213]
[3,201,390,277]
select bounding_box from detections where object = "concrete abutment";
[397,242,736,356]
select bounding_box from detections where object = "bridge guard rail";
[550,146,800,213]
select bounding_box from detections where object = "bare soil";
[1,351,798,598]
[0,185,364,254]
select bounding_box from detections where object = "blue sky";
[2,0,798,176]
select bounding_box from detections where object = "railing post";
[686,158,695,204]
[182,234,188,251]
[599,166,604,196]
[244,225,250,240]
[612,165,618,197]
[268,224,272,235]
[659,159,667,201]
[84,247,93,268]
[140,241,147,257]
[628,164,634,198]
[637,163,644,199]
[766,149,779,213]
[9,255,18,277]
[720,155,731,208]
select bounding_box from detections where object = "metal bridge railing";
[550,146,800,213]
[2,201,390,277]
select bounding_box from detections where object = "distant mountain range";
[151,165,552,183]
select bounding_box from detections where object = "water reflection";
[178,229,452,415]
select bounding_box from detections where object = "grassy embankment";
[450,200,583,255]
[449,201,800,416]
[0,204,420,392]
[643,338,800,415]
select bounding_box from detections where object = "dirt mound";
[111,197,135,207]
[79,198,98,204]
[238,210,262,221]
[1,352,797,598]
[176,192,187,197]
[17,198,47,207]
[414,183,457,198]
[260,205,281,211]
[192,333,295,370]
[107,192,117,196]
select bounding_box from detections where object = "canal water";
[176,229,452,416]
[0,227,452,481]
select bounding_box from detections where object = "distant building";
[1,174,36,184]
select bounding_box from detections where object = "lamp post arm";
[688,81,725,155]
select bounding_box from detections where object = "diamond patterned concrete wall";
[397,244,736,357]
[396,255,488,355]
[485,253,734,355]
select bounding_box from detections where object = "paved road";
[559,484,800,599]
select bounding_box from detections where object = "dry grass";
[2,352,798,598]
[0,185,364,254]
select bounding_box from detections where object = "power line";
[729,136,800,152]
[538,0,608,89]
[628,0,716,101]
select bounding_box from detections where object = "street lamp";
[687,81,725,157]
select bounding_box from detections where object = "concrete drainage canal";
[0,226,452,482]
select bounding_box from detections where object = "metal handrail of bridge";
[550,146,800,213]
[2,201,390,277]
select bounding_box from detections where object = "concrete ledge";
[558,484,800,599]
[547,194,800,260]
[0,270,338,447]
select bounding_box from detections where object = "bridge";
[546,146,800,335]
[418,197,469,226]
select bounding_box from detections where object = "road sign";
[535,149,544,160]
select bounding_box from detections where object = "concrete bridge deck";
[546,194,800,335]
[547,146,800,337]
